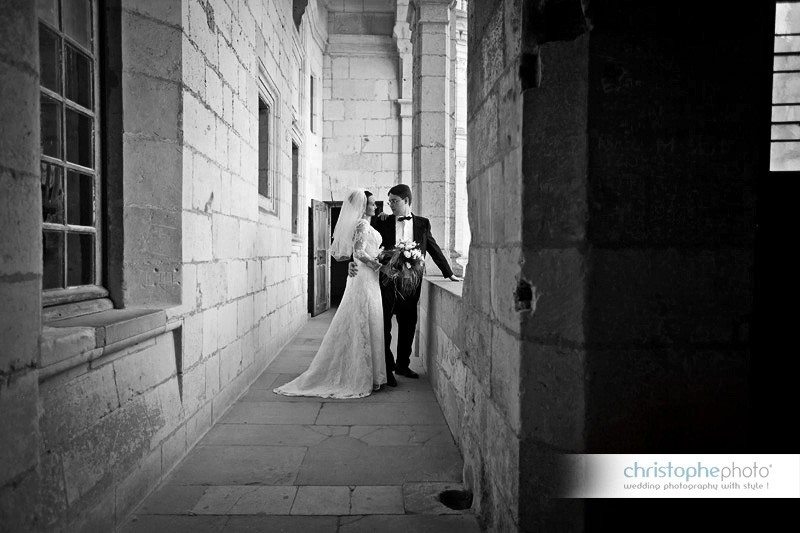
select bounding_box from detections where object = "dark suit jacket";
[371,214,454,278]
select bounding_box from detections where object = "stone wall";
[180,0,318,461]
[0,2,42,530]
[422,0,768,531]
[0,0,328,529]
[322,0,402,200]
[416,0,528,530]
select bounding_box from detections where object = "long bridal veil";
[329,188,367,261]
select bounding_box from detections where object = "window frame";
[40,0,107,307]
[771,0,800,171]
[257,62,280,216]
[291,139,301,237]
[310,73,318,134]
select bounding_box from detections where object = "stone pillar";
[450,0,468,274]
[409,0,452,268]
[0,2,42,530]
[395,1,413,187]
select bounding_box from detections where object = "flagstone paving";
[122,308,480,532]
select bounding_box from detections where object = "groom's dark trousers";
[371,214,454,373]
[379,276,423,373]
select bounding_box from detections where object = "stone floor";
[122,308,481,532]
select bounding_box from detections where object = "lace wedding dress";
[274,219,387,398]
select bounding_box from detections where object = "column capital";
[408,0,452,27]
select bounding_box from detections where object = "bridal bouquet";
[379,240,425,298]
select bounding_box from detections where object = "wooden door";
[309,200,330,316]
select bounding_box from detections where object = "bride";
[274,189,387,398]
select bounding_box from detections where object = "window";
[310,74,317,134]
[772,1,800,170]
[39,0,103,302]
[258,97,271,198]
[291,142,300,235]
[258,65,279,214]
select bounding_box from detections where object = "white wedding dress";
[274,219,386,398]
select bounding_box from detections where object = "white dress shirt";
[395,212,414,246]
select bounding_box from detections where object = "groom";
[348,184,462,387]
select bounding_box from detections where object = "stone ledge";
[424,276,464,298]
[40,309,180,382]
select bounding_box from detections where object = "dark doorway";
[328,200,384,307]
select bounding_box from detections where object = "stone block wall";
[428,0,766,531]
[416,0,529,530]
[0,0,328,529]
[180,0,318,447]
[0,3,41,529]
[322,0,402,201]
[36,326,187,530]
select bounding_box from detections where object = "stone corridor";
[121,309,481,532]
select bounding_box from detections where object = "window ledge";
[424,276,464,298]
[40,308,178,382]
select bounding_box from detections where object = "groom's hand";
[378,212,391,221]
[348,262,358,277]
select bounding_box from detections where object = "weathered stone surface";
[193,485,297,515]
[223,515,339,531]
[218,401,321,425]
[339,514,481,532]
[296,436,461,485]
[489,326,520,433]
[201,423,341,447]
[40,364,120,448]
[316,402,446,426]
[0,279,39,371]
[520,343,585,451]
[350,485,404,514]
[519,248,586,345]
[122,73,181,141]
[291,485,350,515]
[0,371,38,482]
[168,445,306,485]
[350,425,454,447]
[162,424,187,472]
[113,333,177,403]
[59,395,153,505]
[0,465,42,532]
[121,514,227,533]
[115,448,163,523]
[138,484,207,515]
[122,10,181,80]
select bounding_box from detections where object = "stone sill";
[424,276,464,298]
[40,308,180,382]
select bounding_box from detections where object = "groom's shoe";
[386,373,398,387]
[395,367,419,379]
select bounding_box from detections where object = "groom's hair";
[388,184,412,203]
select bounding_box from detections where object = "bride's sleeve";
[353,221,381,270]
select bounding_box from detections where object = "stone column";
[394,1,413,187]
[0,2,42,530]
[408,0,452,268]
[450,0,468,275]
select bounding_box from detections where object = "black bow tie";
[397,216,412,221]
